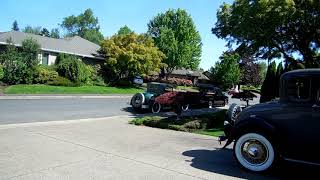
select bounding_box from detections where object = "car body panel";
[223,69,320,165]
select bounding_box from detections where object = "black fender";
[223,116,277,148]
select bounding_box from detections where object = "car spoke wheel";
[234,133,275,172]
[181,104,189,112]
[151,102,161,113]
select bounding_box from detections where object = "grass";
[241,85,261,93]
[196,128,224,137]
[130,110,226,137]
[4,84,145,94]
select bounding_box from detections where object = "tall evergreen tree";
[12,20,19,31]
[275,62,284,97]
[260,61,277,103]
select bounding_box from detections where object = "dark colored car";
[220,69,320,172]
[130,82,173,111]
[151,84,228,113]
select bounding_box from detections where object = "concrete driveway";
[0,115,314,180]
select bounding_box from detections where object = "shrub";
[47,76,74,87]
[0,65,3,81]
[183,120,202,129]
[34,65,59,84]
[161,77,193,86]
[56,54,93,85]
[115,79,132,87]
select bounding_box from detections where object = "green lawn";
[196,128,224,137]
[129,110,226,137]
[4,84,145,94]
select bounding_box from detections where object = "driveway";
[0,115,313,180]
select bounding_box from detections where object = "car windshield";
[147,83,165,94]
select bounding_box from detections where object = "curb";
[0,95,132,100]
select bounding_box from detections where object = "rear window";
[287,77,311,102]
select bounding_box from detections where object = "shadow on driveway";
[182,148,320,179]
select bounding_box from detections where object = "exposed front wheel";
[234,133,275,172]
[151,102,161,114]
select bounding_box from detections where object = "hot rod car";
[220,69,320,172]
[151,84,228,113]
[130,82,174,111]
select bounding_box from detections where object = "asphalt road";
[0,95,261,125]
[0,98,133,125]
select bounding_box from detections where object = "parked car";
[151,84,228,113]
[130,82,173,111]
[133,76,143,85]
[220,69,320,172]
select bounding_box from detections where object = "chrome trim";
[284,158,320,166]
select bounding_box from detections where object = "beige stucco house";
[0,31,104,65]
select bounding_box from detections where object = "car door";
[273,76,317,163]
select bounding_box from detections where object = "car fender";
[223,116,277,148]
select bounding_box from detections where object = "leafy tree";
[148,9,202,76]
[212,0,320,68]
[0,65,4,81]
[239,56,262,87]
[100,33,166,82]
[117,25,133,35]
[12,20,19,31]
[210,52,241,89]
[83,29,104,45]
[23,26,42,35]
[40,28,50,37]
[61,9,104,44]
[50,28,60,38]
[260,61,277,103]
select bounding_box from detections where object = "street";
[0,95,259,125]
[0,98,132,125]
[0,96,316,180]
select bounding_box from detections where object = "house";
[168,69,210,85]
[0,31,104,65]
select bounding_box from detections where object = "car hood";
[236,100,280,122]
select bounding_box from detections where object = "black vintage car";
[220,69,320,172]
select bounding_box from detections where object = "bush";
[47,76,74,87]
[0,65,3,81]
[34,65,59,84]
[161,77,193,86]
[56,54,93,85]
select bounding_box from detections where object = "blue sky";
[0,0,234,70]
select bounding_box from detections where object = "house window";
[42,53,49,65]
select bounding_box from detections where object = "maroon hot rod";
[151,84,229,113]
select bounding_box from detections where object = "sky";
[0,0,234,70]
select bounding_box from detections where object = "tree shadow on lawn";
[182,148,319,180]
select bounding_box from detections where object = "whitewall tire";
[151,102,161,114]
[234,133,275,172]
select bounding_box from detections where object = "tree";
[212,0,320,69]
[12,20,19,31]
[40,28,50,37]
[50,28,60,38]
[61,9,104,44]
[0,38,40,84]
[239,56,263,87]
[210,52,241,89]
[258,62,267,83]
[148,9,202,76]
[275,62,284,97]
[23,26,42,35]
[99,33,166,82]
[117,25,133,35]
[260,61,277,103]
